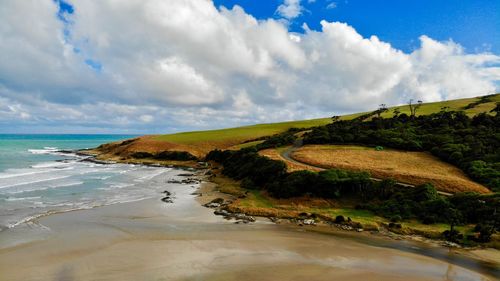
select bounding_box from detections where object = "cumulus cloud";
[276,0,304,20]
[0,0,499,133]
[403,36,500,101]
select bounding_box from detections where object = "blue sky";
[0,0,499,134]
[215,0,500,54]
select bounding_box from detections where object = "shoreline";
[197,176,500,267]
[0,156,498,280]
[0,149,202,238]
[47,150,500,269]
[78,148,500,256]
[2,199,495,281]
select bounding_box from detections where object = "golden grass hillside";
[93,135,205,158]
[291,145,491,194]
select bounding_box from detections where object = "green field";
[154,94,500,146]
[154,118,332,144]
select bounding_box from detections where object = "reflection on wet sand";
[0,182,497,281]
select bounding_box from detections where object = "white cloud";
[276,0,303,20]
[326,2,337,9]
[139,114,154,123]
[0,0,499,133]
[401,36,499,101]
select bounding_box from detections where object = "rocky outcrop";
[161,190,174,203]
[167,177,201,185]
[204,198,256,223]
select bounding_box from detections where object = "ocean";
[0,134,178,232]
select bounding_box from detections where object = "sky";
[0,0,499,134]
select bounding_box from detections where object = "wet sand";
[0,181,498,281]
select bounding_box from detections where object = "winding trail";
[279,140,453,197]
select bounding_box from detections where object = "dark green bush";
[130,152,154,159]
[335,215,346,223]
[155,151,197,161]
[131,151,197,161]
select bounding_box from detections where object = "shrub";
[131,151,197,161]
[390,215,402,222]
[442,229,463,242]
[335,215,346,223]
[130,152,154,159]
[476,224,494,243]
[241,178,258,190]
[155,151,197,161]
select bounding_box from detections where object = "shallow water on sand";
[0,183,498,281]
[0,134,158,232]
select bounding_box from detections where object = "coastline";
[0,152,500,281]
[197,175,500,267]
[79,148,500,257]
[0,156,498,280]
[1,188,498,281]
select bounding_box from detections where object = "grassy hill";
[153,119,331,145]
[95,93,499,159]
[152,93,499,148]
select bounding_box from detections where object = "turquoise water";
[0,134,136,172]
[0,135,182,231]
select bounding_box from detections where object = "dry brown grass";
[259,148,322,172]
[291,145,490,194]
[97,134,266,160]
[95,135,217,159]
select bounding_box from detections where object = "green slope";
[154,118,332,144]
[154,94,500,146]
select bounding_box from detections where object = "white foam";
[0,169,50,179]
[0,175,71,190]
[4,195,151,230]
[49,181,84,188]
[134,169,165,181]
[28,148,58,154]
[28,147,81,158]
[5,196,41,202]
[90,175,112,180]
[54,152,82,158]
[0,152,181,232]
[3,180,84,195]
[31,162,71,169]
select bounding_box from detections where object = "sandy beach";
[0,177,498,281]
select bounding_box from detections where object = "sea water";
[0,134,175,232]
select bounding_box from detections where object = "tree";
[443,208,463,242]
[376,104,388,118]
[490,102,500,115]
[393,108,401,117]
[408,99,423,117]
